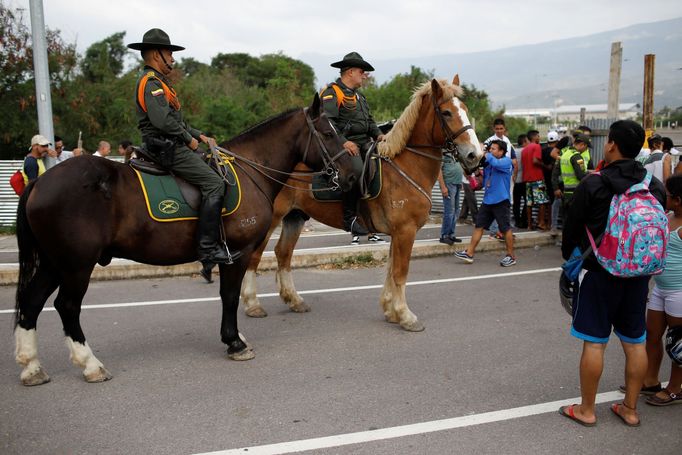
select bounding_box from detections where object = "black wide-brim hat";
[330,52,375,71]
[127,28,185,51]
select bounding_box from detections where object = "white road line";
[192,390,624,455]
[0,267,561,315]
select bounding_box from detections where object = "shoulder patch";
[151,88,164,96]
[322,95,334,101]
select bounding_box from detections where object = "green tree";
[0,2,77,158]
[80,31,127,82]
[363,66,434,121]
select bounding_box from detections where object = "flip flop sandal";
[618,382,662,396]
[645,390,682,406]
[558,404,596,427]
[610,403,640,427]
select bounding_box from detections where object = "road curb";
[0,233,558,285]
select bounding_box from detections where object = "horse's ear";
[452,74,460,86]
[310,92,322,119]
[431,79,443,101]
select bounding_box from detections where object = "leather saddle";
[128,146,202,211]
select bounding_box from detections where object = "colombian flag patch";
[151,88,164,97]
[322,95,334,101]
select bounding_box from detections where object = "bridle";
[301,108,349,191]
[404,95,474,165]
[211,108,348,193]
[382,93,477,206]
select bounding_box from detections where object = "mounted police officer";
[127,29,241,267]
[321,52,385,239]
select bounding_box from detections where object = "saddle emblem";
[158,199,180,214]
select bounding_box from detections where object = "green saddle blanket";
[312,157,382,202]
[134,165,241,222]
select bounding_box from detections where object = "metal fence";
[0,158,125,227]
[0,161,22,226]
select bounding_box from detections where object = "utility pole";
[642,54,655,144]
[29,0,55,168]
[607,42,622,120]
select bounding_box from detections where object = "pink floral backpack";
[586,172,668,277]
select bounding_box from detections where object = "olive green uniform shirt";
[135,66,202,144]
[321,78,381,148]
[134,66,224,198]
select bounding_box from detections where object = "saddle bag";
[143,136,176,168]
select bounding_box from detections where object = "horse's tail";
[14,181,39,328]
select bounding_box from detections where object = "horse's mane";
[228,108,300,146]
[377,79,463,159]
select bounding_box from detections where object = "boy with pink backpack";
[558,120,667,428]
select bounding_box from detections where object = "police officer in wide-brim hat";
[128,29,242,273]
[322,52,384,241]
[127,28,185,52]
[330,52,375,72]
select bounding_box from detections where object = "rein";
[208,109,348,193]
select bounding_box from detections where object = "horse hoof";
[289,302,310,313]
[245,306,268,318]
[400,320,425,332]
[84,367,113,383]
[384,314,399,324]
[228,347,255,361]
[21,366,51,386]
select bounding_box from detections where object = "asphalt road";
[0,246,678,455]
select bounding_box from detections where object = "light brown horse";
[240,76,483,331]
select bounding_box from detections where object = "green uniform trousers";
[171,146,225,198]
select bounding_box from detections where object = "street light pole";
[28,0,55,168]
[607,42,622,120]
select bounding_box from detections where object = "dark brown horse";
[13,94,354,386]
[240,76,483,331]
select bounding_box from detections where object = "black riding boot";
[197,194,242,268]
[341,188,369,235]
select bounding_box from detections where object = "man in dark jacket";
[559,120,666,428]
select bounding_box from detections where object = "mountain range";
[300,17,682,110]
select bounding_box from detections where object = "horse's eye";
[442,110,452,118]
[324,131,334,137]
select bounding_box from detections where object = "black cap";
[330,52,375,71]
[127,28,185,51]
[573,133,592,148]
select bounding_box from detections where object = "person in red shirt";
[521,130,549,230]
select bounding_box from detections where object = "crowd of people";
[443,117,682,427]
[20,135,133,185]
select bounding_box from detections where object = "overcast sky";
[11,0,682,63]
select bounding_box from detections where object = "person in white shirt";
[53,136,83,163]
[644,134,672,184]
[93,141,111,158]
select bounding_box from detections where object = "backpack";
[585,172,668,277]
[9,170,25,196]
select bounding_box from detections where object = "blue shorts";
[475,200,511,232]
[571,267,650,344]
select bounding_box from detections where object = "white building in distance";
[505,103,640,123]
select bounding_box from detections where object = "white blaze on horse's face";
[452,97,481,153]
